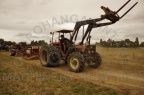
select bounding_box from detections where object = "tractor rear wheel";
[88,52,102,68]
[39,46,61,67]
[67,52,84,72]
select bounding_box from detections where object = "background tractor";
[9,42,28,56]
[10,42,39,60]
[39,0,138,72]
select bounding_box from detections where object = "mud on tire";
[67,52,84,72]
[39,46,61,67]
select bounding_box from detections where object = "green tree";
[140,42,144,47]
[125,39,131,47]
[135,37,139,47]
[38,40,47,46]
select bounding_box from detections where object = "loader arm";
[79,22,113,45]
[70,0,138,44]
[70,18,105,41]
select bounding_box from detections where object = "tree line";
[1,37,144,49]
[0,38,48,46]
[0,38,16,51]
[100,37,144,47]
[30,40,48,46]
[0,38,48,51]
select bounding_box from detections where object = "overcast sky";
[0,0,143,43]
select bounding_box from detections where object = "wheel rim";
[70,58,79,69]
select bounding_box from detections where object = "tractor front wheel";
[88,52,102,68]
[67,52,84,72]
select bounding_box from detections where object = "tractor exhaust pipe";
[116,0,131,13]
[120,2,138,19]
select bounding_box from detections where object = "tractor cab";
[50,29,73,54]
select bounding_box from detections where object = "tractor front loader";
[39,0,138,72]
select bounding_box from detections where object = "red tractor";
[39,0,138,72]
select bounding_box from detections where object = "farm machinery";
[39,0,138,72]
[10,42,39,60]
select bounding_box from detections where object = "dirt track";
[2,52,144,94]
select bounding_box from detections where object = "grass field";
[0,53,125,95]
[97,47,144,77]
[0,47,144,95]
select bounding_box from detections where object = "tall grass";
[96,46,144,77]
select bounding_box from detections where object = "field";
[0,46,144,95]
[97,47,144,78]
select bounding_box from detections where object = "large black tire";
[39,46,61,67]
[88,52,102,68]
[67,52,84,73]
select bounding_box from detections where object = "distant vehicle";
[9,42,29,56]
[9,42,39,59]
